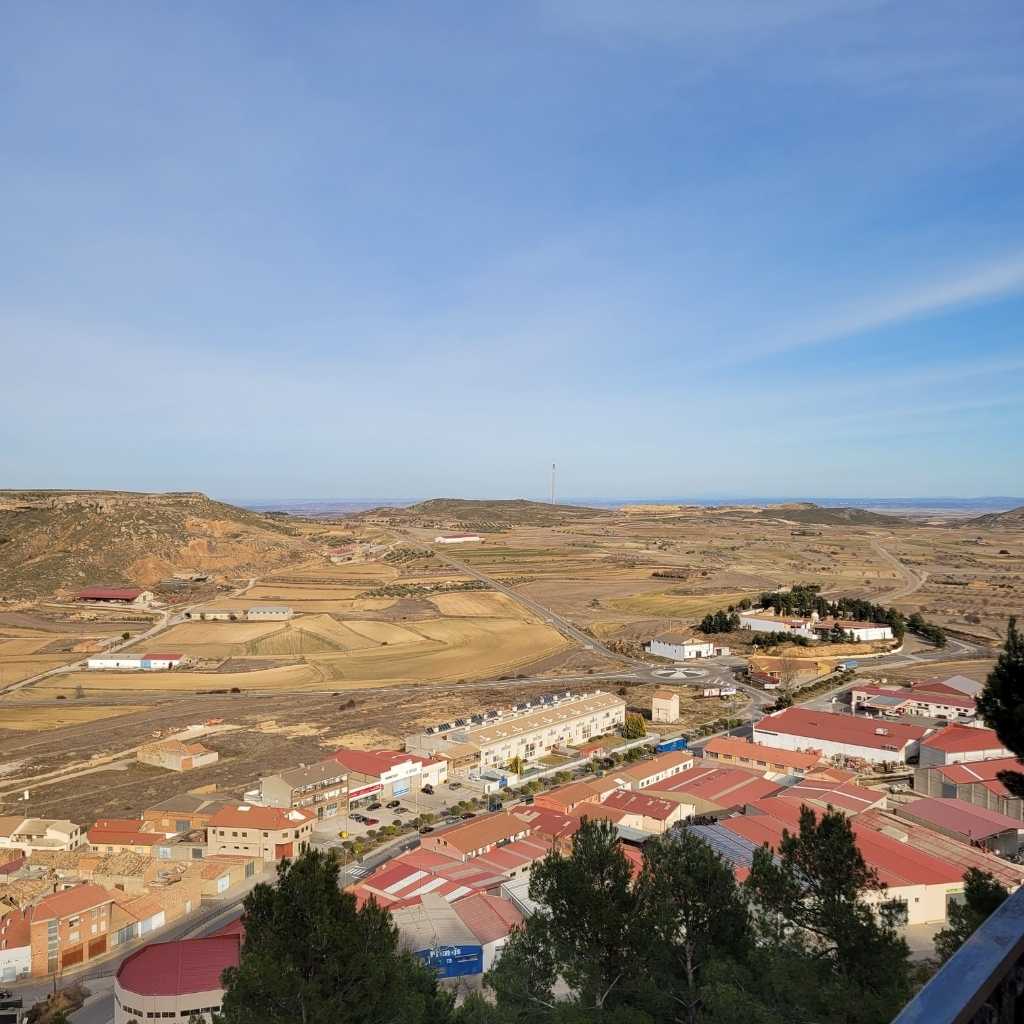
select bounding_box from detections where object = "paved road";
[433,549,645,668]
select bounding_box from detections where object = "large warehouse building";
[406,691,627,772]
[753,707,929,765]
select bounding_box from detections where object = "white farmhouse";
[738,613,817,640]
[646,635,715,660]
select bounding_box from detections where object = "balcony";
[894,886,1024,1024]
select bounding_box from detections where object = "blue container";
[656,737,688,753]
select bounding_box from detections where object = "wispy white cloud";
[750,253,1024,360]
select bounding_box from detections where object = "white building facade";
[646,638,715,660]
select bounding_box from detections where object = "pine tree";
[933,868,1009,961]
[216,849,451,1024]
[975,618,1024,796]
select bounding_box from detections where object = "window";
[191,847,204,859]
[175,819,190,832]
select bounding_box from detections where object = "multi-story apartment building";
[207,805,315,861]
[406,691,627,772]
[29,883,115,976]
[258,762,348,819]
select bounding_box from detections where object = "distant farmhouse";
[738,613,818,639]
[434,533,481,544]
[86,652,189,672]
[246,606,293,621]
[77,587,154,606]
[646,634,729,660]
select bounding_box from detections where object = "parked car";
[386,799,401,809]
[367,801,382,811]
[422,784,434,795]
[365,817,380,826]
[418,826,434,834]
[445,816,461,825]
[460,812,476,820]
[350,813,367,824]
[448,782,462,790]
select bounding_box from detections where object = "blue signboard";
[416,944,484,978]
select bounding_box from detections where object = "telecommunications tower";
[550,463,556,504]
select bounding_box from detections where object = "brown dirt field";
[0,654,82,685]
[244,584,369,601]
[39,662,326,693]
[0,638,59,655]
[338,620,426,645]
[0,705,151,731]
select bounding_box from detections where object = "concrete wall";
[753,725,916,765]
[0,940,30,982]
[647,640,714,661]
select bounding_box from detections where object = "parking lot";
[311,779,492,845]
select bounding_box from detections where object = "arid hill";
[961,506,1024,528]
[0,491,313,599]
[366,497,610,529]
[752,503,907,527]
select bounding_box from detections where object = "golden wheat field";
[427,591,530,618]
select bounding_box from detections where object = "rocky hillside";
[0,491,314,599]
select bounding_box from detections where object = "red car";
[364,817,380,826]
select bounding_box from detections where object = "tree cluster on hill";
[760,584,908,640]
[905,612,946,646]
[698,610,739,634]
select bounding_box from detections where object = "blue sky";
[2,1,1023,500]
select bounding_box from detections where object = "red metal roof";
[117,935,240,997]
[899,797,1024,840]
[755,707,928,751]
[858,809,1024,889]
[78,587,143,600]
[921,725,1009,754]
[935,756,1021,786]
[773,778,885,815]
[451,892,523,944]
[646,764,782,808]
[603,789,679,821]
[725,806,964,886]
[329,748,422,777]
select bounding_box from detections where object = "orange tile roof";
[209,805,315,830]
[33,883,114,921]
[704,736,823,771]
[427,812,532,854]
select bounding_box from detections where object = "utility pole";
[550,463,556,505]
